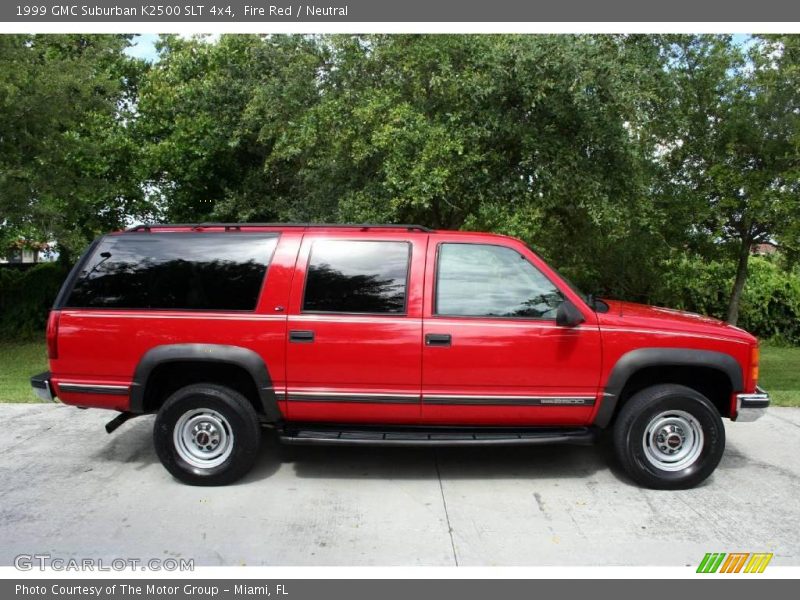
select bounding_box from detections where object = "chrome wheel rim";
[642,410,704,472]
[173,408,234,469]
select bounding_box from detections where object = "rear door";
[284,232,427,423]
[421,235,602,426]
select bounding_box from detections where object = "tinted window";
[436,243,564,318]
[303,240,410,314]
[66,233,278,310]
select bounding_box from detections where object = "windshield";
[524,245,591,307]
[548,263,609,313]
[552,267,590,306]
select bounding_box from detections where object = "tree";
[765,35,800,270]
[137,34,678,298]
[265,34,674,296]
[0,34,148,259]
[135,34,326,222]
[657,35,800,324]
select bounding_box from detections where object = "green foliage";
[2,33,800,343]
[135,34,326,222]
[0,34,151,259]
[739,258,800,344]
[135,35,671,234]
[655,35,800,322]
[656,256,734,318]
[655,255,800,344]
[0,264,69,339]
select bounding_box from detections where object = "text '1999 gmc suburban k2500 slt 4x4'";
[30,223,770,488]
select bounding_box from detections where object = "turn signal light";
[750,345,760,386]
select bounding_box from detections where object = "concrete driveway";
[1,403,799,566]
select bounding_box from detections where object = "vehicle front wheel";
[154,383,262,485]
[613,384,725,490]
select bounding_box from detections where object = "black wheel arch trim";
[594,348,743,429]
[129,343,282,422]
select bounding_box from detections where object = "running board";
[279,425,596,447]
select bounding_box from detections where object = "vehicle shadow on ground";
[595,435,754,489]
[89,415,158,468]
[92,420,620,485]
[91,422,752,489]
[252,429,616,483]
[90,418,289,483]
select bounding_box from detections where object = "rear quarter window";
[65,233,278,311]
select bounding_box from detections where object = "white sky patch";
[178,32,222,43]
[124,33,159,62]
[125,33,221,63]
[122,31,756,67]
[654,138,684,159]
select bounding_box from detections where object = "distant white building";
[0,241,57,264]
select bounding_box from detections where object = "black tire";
[613,384,725,490]
[154,383,262,486]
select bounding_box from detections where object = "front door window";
[435,243,564,319]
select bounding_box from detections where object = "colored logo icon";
[697,553,773,573]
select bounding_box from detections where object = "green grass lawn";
[759,344,800,407]
[0,340,49,403]
[0,340,798,406]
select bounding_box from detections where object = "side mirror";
[556,300,585,327]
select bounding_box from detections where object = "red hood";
[600,299,756,343]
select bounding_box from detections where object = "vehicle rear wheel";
[154,383,261,485]
[613,384,725,489]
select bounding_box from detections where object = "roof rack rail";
[126,223,433,233]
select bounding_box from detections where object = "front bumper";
[30,371,56,403]
[735,386,770,422]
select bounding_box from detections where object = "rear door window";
[302,240,411,314]
[65,233,278,310]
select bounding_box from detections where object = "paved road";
[1,404,798,566]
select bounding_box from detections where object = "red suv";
[31,224,769,488]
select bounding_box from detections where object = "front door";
[421,237,602,426]
[285,233,427,423]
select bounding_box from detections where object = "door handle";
[425,333,452,347]
[289,330,315,343]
